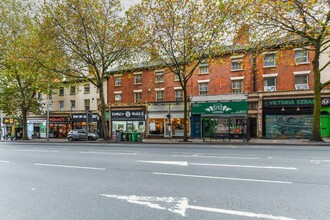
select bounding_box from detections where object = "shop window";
[148,119,164,135]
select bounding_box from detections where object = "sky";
[121,0,141,10]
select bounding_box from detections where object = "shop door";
[191,115,201,139]
[202,118,211,138]
[321,116,330,138]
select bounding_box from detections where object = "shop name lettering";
[112,111,144,117]
[268,99,314,106]
[205,104,232,113]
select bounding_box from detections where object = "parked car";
[67,129,98,141]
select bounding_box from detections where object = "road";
[0,142,329,220]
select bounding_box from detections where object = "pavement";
[2,137,330,146]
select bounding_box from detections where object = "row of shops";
[2,94,330,140]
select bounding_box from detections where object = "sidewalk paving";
[2,137,330,146]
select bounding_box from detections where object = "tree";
[0,0,56,140]
[245,0,330,141]
[138,0,235,142]
[40,0,139,140]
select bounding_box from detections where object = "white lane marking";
[139,160,297,170]
[16,149,58,153]
[310,160,330,165]
[100,194,295,220]
[172,154,260,160]
[0,160,10,163]
[80,151,137,155]
[153,172,292,184]
[139,160,188,166]
[34,163,105,170]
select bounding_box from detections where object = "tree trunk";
[21,108,28,140]
[183,85,189,142]
[99,86,110,140]
[311,48,323,142]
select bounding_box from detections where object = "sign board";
[263,98,330,109]
[111,110,145,120]
[191,101,248,115]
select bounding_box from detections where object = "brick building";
[108,39,330,139]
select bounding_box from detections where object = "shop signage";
[111,110,145,119]
[72,114,100,122]
[49,117,70,124]
[263,98,330,108]
[3,118,16,124]
[27,120,45,124]
[191,101,248,115]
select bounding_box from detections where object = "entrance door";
[191,115,201,138]
[321,114,330,138]
[202,118,211,139]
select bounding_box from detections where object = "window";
[156,91,164,102]
[199,83,209,96]
[295,75,309,90]
[231,59,243,71]
[84,99,90,111]
[70,100,76,111]
[199,64,209,74]
[115,93,122,103]
[264,77,276,91]
[59,87,64,96]
[175,73,185,81]
[175,89,183,101]
[295,50,308,64]
[70,86,76,95]
[84,84,90,94]
[134,73,142,84]
[59,101,64,111]
[264,53,276,67]
[48,92,52,100]
[115,76,121,86]
[232,80,243,93]
[134,92,142,103]
[155,70,164,83]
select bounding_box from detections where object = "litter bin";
[127,132,132,141]
[131,132,137,142]
[136,133,143,142]
[115,130,123,141]
[122,133,127,141]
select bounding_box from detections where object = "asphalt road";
[0,142,329,220]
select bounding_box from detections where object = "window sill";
[134,83,142,85]
[114,84,121,87]
[155,81,164,84]
[231,69,244,72]
[263,66,277,69]
[295,62,311,65]
[198,73,209,75]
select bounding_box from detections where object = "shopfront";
[49,117,71,138]
[191,101,248,140]
[27,119,47,139]
[262,98,330,139]
[3,117,20,139]
[71,113,102,137]
[147,102,189,138]
[111,110,146,138]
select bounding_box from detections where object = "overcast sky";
[121,0,141,10]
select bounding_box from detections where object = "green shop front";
[191,101,249,140]
[263,97,330,139]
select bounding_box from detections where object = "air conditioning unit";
[295,84,309,90]
[264,86,276,91]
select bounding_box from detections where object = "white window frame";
[156,90,164,102]
[294,48,309,64]
[84,99,90,110]
[114,91,122,103]
[84,84,90,94]
[262,73,278,92]
[70,100,76,111]
[294,71,310,90]
[114,76,122,86]
[174,87,183,101]
[174,73,185,81]
[59,101,64,111]
[59,87,64,96]
[70,86,76,95]
[134,91,142,103]
[230,56,244,71]
[155,70,164,83]
[199,63,209,74]
[134,72,142,84]
[198,80,209,96]
[230,76,244,93]
[263,52,277,68]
